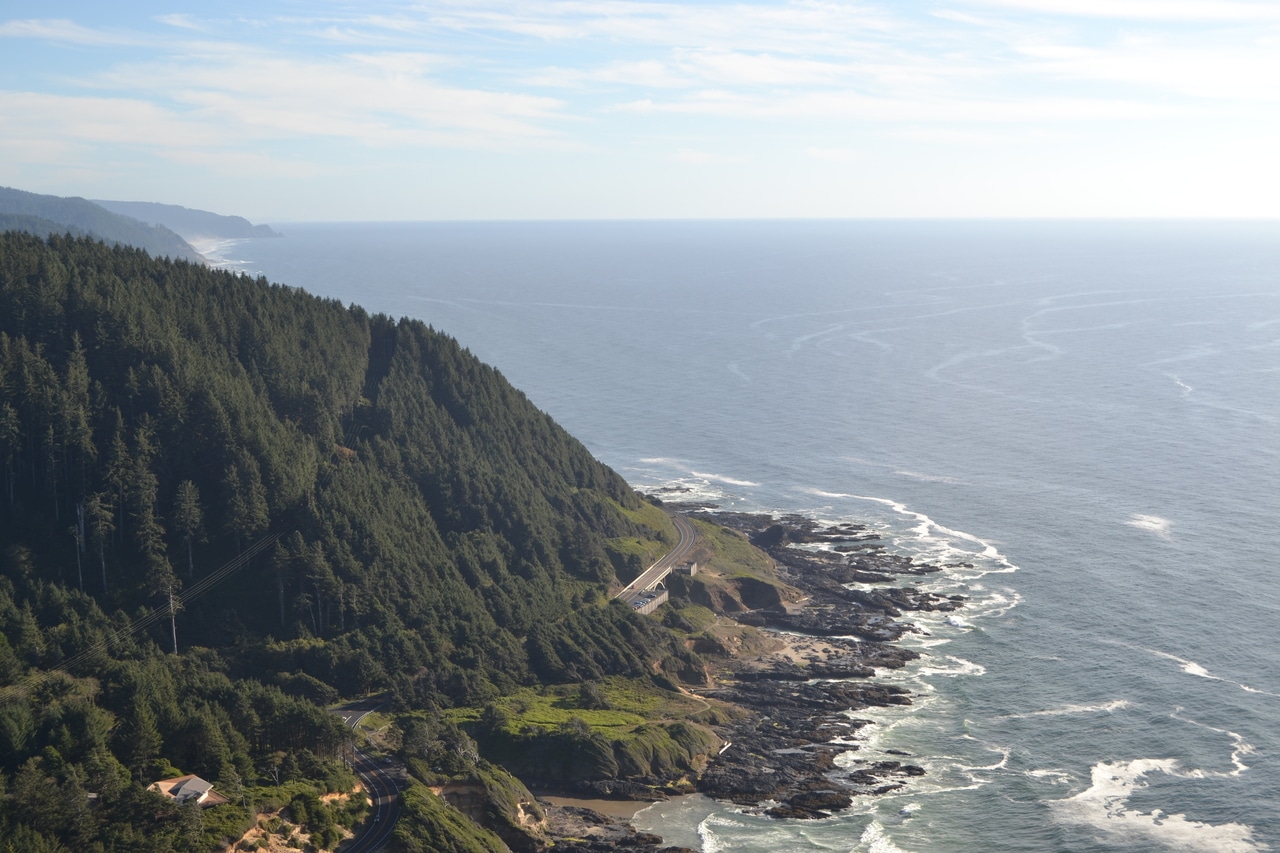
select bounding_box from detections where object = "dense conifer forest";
[0,232,697,851]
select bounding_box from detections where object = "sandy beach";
[536,793,667,820]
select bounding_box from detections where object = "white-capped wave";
[697,813,745,853]
[1125,513,1173,539]
[918,655,985,678]
[858,820,914,853]
[1051,759,1266,852]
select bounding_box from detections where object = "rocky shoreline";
[538,509,966,847]
[688,511,963,819]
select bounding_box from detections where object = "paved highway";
[334,700,404,853]
[616,513,697,604]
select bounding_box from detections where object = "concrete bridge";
[615,514,697,614]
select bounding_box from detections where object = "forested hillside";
[0,232,694,851]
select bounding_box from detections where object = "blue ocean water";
[213,221,1280,852]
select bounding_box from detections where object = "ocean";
[209,220,1280,852]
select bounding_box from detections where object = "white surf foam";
[917,655,986,678]
[697,813,746,853]
[1026,768,1074,785]
[840,494,1019,578]
[1125,513,1173,539]
[858,820,914,853]
[1051,759,1266,852]
[191,237,257,272]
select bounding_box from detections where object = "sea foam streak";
[1115,642,1280,698]
[1051,759,1266,852]
[690,470,761,487]
[1002,699,1132,719]
[1169,709,1256,777]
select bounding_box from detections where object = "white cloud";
[418,1,908,54]
[154,14,205,32]
[85,49,571,149]
[0,90,237,149]
[0,18,149,46]
[957,0,1280,22]
[620,89,1183,123]
[5,0,1280,217]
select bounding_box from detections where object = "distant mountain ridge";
[94,199,281,241]
[0,212,92,240]
[0,185,203,263]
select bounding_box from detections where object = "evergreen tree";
[171,480,203,578]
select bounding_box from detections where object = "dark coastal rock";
[679,510,971,819]
[542,804,683,852]
[570,779,670,800]
[788,791,853,812]
[694,673,913,809]
[733,608,920,644]
[845,761,927,793]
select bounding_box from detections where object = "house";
[149,774,231,807]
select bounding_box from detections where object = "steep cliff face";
[430,763,550,853]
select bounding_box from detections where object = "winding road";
[334,700,404,853]
[616,513,698,604]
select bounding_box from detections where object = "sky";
[2,0,1279,221]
